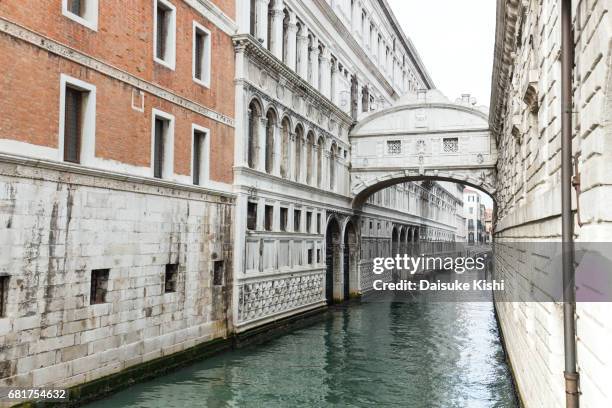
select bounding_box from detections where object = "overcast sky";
[388,0,496,208]
[388,0,497,108]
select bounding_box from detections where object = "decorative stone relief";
[237,274,325,322]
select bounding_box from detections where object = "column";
[356,78,362,115]
[331,60,339,105]
[289,131,296,181]
[351,0,360,34]
[270,0,284,58]
[300,134,307,184]
[297,25,309,80]
[285,11,298,70]
[255,0,270,47]
[273,123,282,176]
[320,48,331,98]
[309,38,320,89]
[258,117,267,172]
[323,150,330,191]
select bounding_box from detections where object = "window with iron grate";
[387,140,401,155]
[443,137,459,153]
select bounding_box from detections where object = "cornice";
[489,0,521,141]
[184,0,238,36]
[233,34,353,128]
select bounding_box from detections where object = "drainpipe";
[561,0,579,407]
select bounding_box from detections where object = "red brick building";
[0,0,237,394]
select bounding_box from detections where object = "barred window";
[90,269,109,304]
[387,140,402,155]
[164,264,178,293]
[0,275,9,317]
[443,137,459,153]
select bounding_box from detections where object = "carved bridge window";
[387,140,402,155]
[443,137,459,153]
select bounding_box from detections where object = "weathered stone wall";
[0,161,234,390]
[492,0,612,406]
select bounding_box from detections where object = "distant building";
[463,188,485,244]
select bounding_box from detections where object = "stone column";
[258,117,267,172]
[270,0,284,59]
[351,0,360,35]
[309,38,320,89]
[320,48,331,98]
[273,124,282,176]
[285,11,298,70]
[288,131,296,181]
[323,149,330,191]
[297,25,309,80]
[255,0,270,47]
[331,60,339,105]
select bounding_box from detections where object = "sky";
[387,0,497,108]
[388,0,496,209]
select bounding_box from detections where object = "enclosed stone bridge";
[349,90,497,207]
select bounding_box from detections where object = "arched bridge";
[349,90,497,207]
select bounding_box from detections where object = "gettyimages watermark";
[363,242,612,303]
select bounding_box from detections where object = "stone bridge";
[349,90,497,207]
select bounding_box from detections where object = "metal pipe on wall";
[561,0,579,407]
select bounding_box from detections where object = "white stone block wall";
[0,161,234,390]
[493,0,612,406]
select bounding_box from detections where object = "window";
[154,0,176,69]
[316,249,321,264]
[192,126,209,185]
[90,269,109,305]
[164,264,178,293]
[306,211,313,233]
[307,249,313,265]
[247,202,257,230]
[151,110,174,179]
[280,207,288,231]
[387,140,402,155]
[213,261,224,286]
[60,75,96,164]
[264,205,274,231]
[62,0,98,30]
[193,22,211,87]
[443,137,459,153]
[294,209,301,232]
[0,275,8,317]
[317,213,321,234]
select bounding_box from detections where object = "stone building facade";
[231,0,463,331]
[0,0,236,391]
[491,0,612,406]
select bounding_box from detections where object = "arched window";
[306,131,315,185]
[307,35,314,84]
[329,142,337,190]
[247,99,262,169]
[294,124,303,182]
[317,44,324,90]
[265,108,277,174]
[316,137,324,188]
[280,117,291,178]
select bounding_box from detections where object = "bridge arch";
[349,90,497,209]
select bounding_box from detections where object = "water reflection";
[87,299,518,408]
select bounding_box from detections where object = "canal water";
[88,296,518,408]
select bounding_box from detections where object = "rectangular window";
[307,249,313,265]
[0,275,8,317]
[154,0,176,69]
[90,269,109,305]
[280,207,288,231]
[264,205,274,231]
[62,0,98,30]
[247,202,257,230]
[164,264,178,293]
[192,127,208,185]
[316,249,321,264]
[317,213,321,234]
[152,110,174,179]
[63,87,83,163]
[443,137,459,153]
[213,261,224,286]
[60,75,96,165]
[193,22,211,87]
[294,210,301,232]
[387,140,402,155]
[306,211,313,233]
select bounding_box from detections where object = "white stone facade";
[491,0,612,406]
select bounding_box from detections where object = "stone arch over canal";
[349,90,497,209]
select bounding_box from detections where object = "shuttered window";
[193,130,206,185]
[64,87,83,163]
[154,118,165,178]
[156,5,168,60]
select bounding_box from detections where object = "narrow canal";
[87,295,518,407]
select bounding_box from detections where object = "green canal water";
[87,297,518,408]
